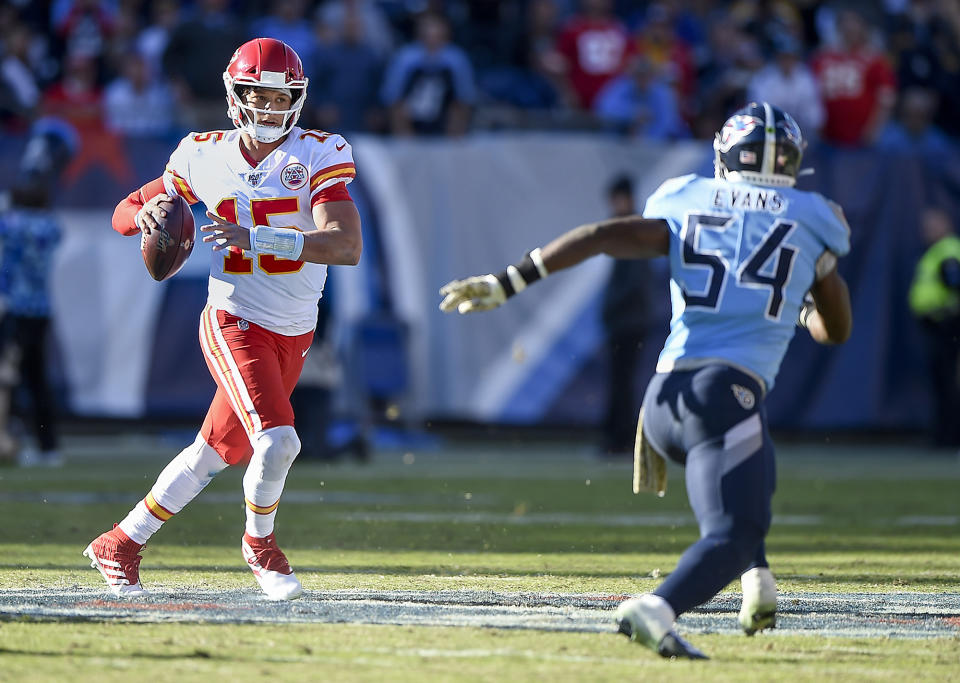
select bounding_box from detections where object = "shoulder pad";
[650,174,699,200]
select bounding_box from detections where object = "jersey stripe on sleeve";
[310,162,356,193]
[165,166,200,205]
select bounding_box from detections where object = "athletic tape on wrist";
[495,249,549,299]
[249,226,305,260]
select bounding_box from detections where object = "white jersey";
[162,126,356,335]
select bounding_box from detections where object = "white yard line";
[0,589,956,639]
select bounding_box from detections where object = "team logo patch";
[717,115,764,152]
[281,163,307,190]
[241,170,268,188]
[731,384,756,410]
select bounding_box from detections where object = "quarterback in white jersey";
[164,126,355,334]
[84,38,362,602]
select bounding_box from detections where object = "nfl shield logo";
[243,170,268,187]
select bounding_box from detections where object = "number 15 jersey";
[643,174,851,391]
[162,126,356,336]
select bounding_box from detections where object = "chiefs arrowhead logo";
[281,162,307,190]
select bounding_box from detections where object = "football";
[140,194,195,281]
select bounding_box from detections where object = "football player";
[83,38,362,601]
[439,102,852,658]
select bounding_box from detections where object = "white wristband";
[134,209,145,231]
[249,226,305,260]
[530,247,549,278]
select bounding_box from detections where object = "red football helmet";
[223,38,308,143]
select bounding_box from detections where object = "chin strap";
[252,123,286,143]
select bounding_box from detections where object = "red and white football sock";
[119,435,228,544]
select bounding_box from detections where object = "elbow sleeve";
[112,177,168,236]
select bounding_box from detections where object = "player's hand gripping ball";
[140,194,195,281]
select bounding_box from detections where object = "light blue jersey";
[643,174,850,391]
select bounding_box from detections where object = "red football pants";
[198,306,314,465]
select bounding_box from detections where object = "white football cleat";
[739,566,777,635]
[83,525,147,597]
[242,532,303,601]
[616,594,708,660]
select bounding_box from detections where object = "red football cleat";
[83,525,147,596]
[241,532,302,600]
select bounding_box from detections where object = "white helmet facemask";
[224,71,307,143]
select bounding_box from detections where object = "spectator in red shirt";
[555,0,630,110]
[41,54,103,137]
[41,54,132,184]
[811,9,896,146]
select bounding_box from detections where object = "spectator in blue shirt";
[0,117,77,467]
[312,9,386,133]
[594,55,689,139]
[381,11,476,136]
[254,0,316,69]
[878,87,956,166]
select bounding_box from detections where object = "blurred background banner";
[0,132,948,431]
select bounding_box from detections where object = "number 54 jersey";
[643,174,851,392]
[162,127,356,336]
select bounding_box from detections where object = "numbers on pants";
[214,197,305,275]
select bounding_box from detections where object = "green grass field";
[1,434,958,681]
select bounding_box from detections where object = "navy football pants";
[640,364,775,616]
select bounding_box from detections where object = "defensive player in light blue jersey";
[439,102,853,659]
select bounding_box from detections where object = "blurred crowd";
[0,0,958,148]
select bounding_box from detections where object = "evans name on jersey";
[643,174,850,391]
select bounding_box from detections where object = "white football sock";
[243,426,300,538]
[119,434,228,544]
[640,594,677,642]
